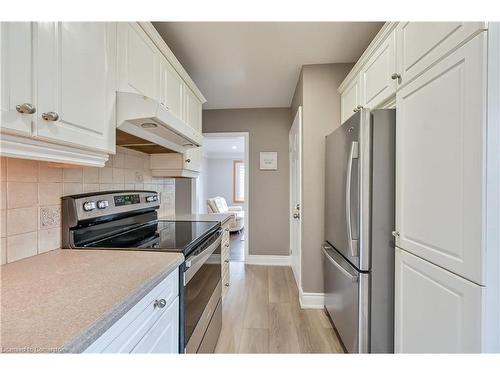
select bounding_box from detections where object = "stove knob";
[83,201,96,212]
[97,200,109,209]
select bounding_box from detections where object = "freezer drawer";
[323,244,369,353]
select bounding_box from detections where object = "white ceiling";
[203,136,245,159]
[153,22,383,109]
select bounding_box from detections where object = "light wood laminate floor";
[215,262,345,353]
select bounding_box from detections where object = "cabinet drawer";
[85,268,179,353]
[396,22,487,86]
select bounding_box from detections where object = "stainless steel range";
[62,190,223,353]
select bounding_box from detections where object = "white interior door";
[290,107,302,288]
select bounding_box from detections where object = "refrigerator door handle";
[345,141,359,257]
[322,244,358,282]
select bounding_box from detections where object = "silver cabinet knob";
[42,112,59,121]
[293,213,300,219]
[225,228,229,232]
[391,73,401,81]
[225,283,229,287]
[224,259,229,263]
[185,159,191,163]
[391,231,400,237]
[353,105,363,113]
[225,243,229,247]
[15,103,36,114]
[154,299,167,309]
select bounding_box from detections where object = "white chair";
[207,196,244,232]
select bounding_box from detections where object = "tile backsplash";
[0,146,175,265]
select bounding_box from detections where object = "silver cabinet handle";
[154,299,167,309]
[391,231,400,237]
[391,73,401,80]
[16,103,36,114]
[345,141,359,257]
[42,112,59,121]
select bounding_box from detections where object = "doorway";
[199,132,249,262]
[290,107,302,288]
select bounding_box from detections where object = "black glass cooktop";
[77,220,220,255]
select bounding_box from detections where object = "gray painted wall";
[206,158,243,208]
[291,63,353,293]
[203,108,291,256]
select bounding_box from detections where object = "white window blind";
[233,161,245,203]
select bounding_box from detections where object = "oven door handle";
[184,231,222,285]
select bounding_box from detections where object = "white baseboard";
[245,255,291,266]
[299,286,325,309]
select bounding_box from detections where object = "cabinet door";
[395,33,486,284]
[395,248,483,353]
[132,297,179,353]
[184,147,202,172]
[360,29,396,109]
[36,22,116,153]
[164,61,184,121]
[0,22,34,135]
[396,22,487,86]
[184,87,202,132]
[117,22,159,100]
[340,75,361,123]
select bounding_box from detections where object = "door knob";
[41,112,59,121]
[15,103,36,114]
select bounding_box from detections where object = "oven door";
[182,231,222,353]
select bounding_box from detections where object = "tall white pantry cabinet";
[338,22,500,353]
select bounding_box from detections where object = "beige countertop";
[0,249,183,353]
[160,213,233,225]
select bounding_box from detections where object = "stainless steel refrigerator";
[323,109,395,353]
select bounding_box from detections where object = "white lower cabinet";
[85,268,179,353]
[132,297,179,353]
[395,248,483,353]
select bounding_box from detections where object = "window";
[233,160,245,203]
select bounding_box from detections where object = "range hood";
[116,91,202,154]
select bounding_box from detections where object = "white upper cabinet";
[36,22,117,153]
[360,29,397,109]
[395,248,483,353]
[396,22,487,86]
[1,22,34,136]
[395,33,487,285]
[117,23,159,100]
[159,58,184,120]
[340,75,361,123]
[184,87,202,132]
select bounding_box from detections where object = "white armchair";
[207,196,244,232]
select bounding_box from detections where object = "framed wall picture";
[260,151,278,170]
